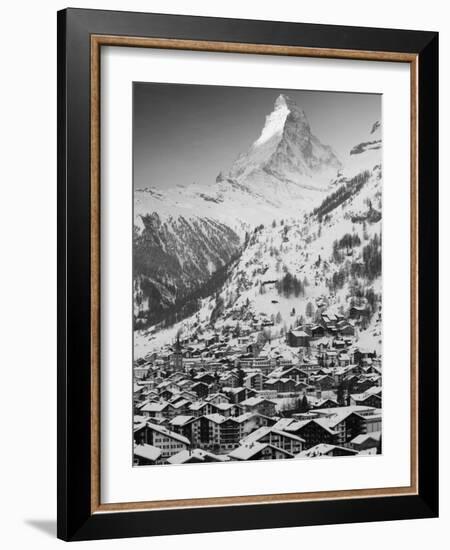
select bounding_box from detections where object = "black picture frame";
[57,7,438,542]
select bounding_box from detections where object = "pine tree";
[336,381,346,406]
[300,395,309,412]
[237,364,245,387]
[306,301,314,318]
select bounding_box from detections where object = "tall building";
[172,335,183,372]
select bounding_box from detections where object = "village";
[133,302,382,466]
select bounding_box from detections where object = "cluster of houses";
[133,309,381,466]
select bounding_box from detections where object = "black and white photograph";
[132,82,383,466]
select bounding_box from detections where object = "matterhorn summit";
[223,94,341,199]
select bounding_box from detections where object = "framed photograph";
[57,8,438,541]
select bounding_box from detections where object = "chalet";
[354,348,377,365]
[159,389,175,401]
[310,398,339,410]
[318,408,368,446]
[241,427,305,455]
[224,386,257,404]
[297,444,358,458]
[287,329,311,347]
[244,371,265,391]
[337,352,351,367]
[228,442,294,461]
[135,421,190,458]
[207,392,231,405]
[313,374,335,391]
[166,448,229,465]
[158,380,183,393]
[134,365,150,380]
[281,366,309,384]
[349,306,370,320]
[252,356,273,373]
[354,377,380,393]
[189,401,217,417]
[165,399,192,419]
[213,402,243,417]
[333,338,346,350]
[350,431,381,453]
[193,372,214,385]
[350,392,382,408]
[308,324,326,338]
[169,415,197,441]
[320,350,339,368]
[220,371,240,388]
[236,412,276,439]
[295,381,308,392]
[321,312,338,325]
[191,381,210,399]
[139,401,169,422]
[241,396,277,417]
[133,444,162,465]
[298,360,320,373]
[264,377,297,393]
[187,414,237,452]
[360,410,382,433]
[285,418,337,449]
[336,320,355,336]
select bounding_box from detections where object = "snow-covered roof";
[297,444,358,458]
[189,401,209,411]
[241,396,275,407]
[140,402,168,413]
[169,415,195,426]
[170,399,191,409]
[203,413,227,424]
[134,444,162,462]
[166,449,229,465]
[351,391,381,403]
[291,330,310,337]
[273,418,296,431]
[145,422,190,445]
[214,402,235,411]
[229,442,294,461]
[287,417,337,435]
[350,431,381,445]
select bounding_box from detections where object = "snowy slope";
[134,94,343,233]
[135,120,383,357]
[134,96,382,342]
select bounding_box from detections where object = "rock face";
[222,94,341,202]
[350,119,382,156]
[134,213,241,327]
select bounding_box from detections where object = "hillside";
[135,118,382,357]
[134,94,346,328]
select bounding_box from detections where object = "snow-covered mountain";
[134,94,342,232]
[134,213,240,326]
[223,94,341,196]
[134,97,381,333]
[135,118,382,357]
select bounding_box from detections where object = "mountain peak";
[224,94,341,195]
[274,93,289,109]
[275,93,305,115]
[253,95,290,147]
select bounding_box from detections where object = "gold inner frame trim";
[90,34,419,514]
